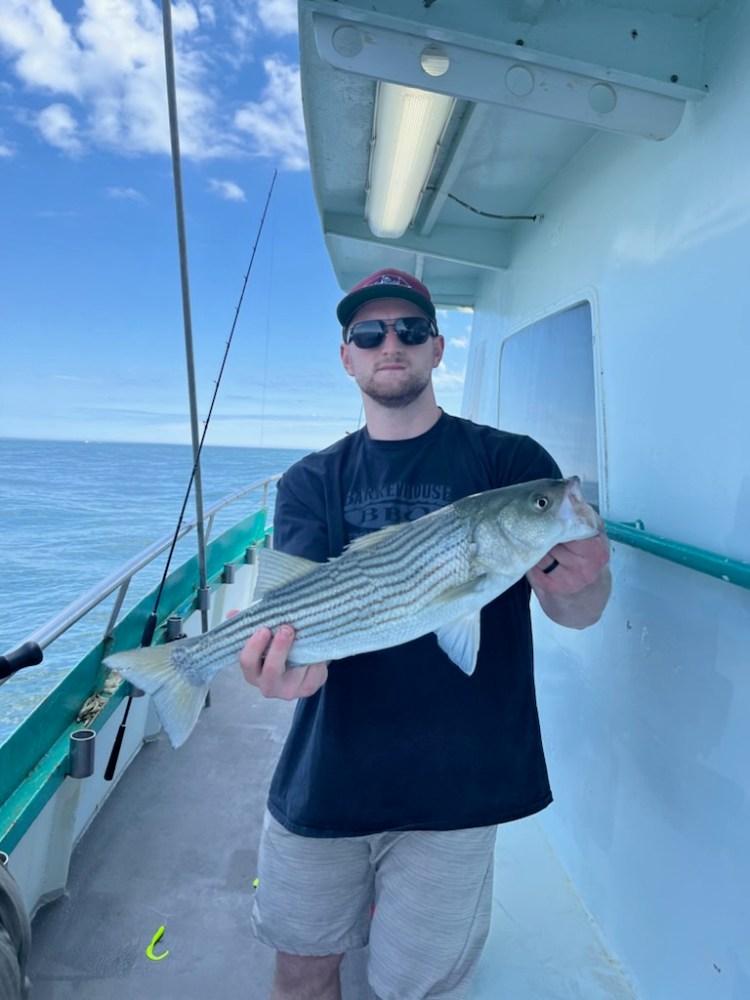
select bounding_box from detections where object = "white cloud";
[208,178,246,201]
[0,0,200,155]
[1,0,83,95]
[223,0,257,56]
[197,1,215,27]
[437,306,473,319]
[0,0,301,166]
[449,336,469,349]
[234,55,307,170]
[37,102,83,153]
[35,208,79,217]
[256,0,297,36]
[0,116,14,157]
[107,185,146,202]
[433,362,466,391]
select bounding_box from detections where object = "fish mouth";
[560,477,601,535]
[565,475,585,505]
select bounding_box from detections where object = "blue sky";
[0,0,471,451]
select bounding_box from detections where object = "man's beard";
[358,368,433,408]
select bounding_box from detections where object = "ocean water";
[0,438,309,742]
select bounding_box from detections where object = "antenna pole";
[161,0,209,631]
[104,7,277,777]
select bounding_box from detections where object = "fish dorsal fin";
[342,523,407,554]
[255,548,320,597]
[435,611,482,676]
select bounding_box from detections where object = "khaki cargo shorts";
[251,811,497,1000]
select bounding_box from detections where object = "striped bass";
[105,476,601,747]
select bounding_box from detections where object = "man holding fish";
[240,270,611,1000]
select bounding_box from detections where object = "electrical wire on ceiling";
[442,190,543,222]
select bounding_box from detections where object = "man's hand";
[238,624,329,700]
[527,532,612,628]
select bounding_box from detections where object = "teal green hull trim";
[605,519,750,590]
[0,509,267,853]
[0,680,129,854]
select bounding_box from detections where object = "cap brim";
[337,286,436,328]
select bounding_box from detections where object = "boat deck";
[26,665,639,999]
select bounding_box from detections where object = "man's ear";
[341,342,354,375]
[432,334,445,367]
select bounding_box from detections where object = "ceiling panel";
[298,0,721,302]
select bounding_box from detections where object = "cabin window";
[498,301,599,506]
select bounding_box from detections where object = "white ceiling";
[298,0,722,305]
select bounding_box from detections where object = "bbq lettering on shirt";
[343,482,453,539]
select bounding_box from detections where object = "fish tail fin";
[104,638,208,749]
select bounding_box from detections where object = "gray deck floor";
[26,665,638,999]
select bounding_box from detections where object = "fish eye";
[533,494,550,510]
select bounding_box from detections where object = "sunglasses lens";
[347,317,436,348]
[348,321,386,349]
[393,318,434,344]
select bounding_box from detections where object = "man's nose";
[380,325,403,346]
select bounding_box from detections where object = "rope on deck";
[0,864,31,1000]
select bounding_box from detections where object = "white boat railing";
[0,475,280,680]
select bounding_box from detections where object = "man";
[240,269,611,1000]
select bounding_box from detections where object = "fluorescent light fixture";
[366,82,455,239]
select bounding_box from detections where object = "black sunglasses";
[346,316,438,349]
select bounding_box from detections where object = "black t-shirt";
[267,413,561,837]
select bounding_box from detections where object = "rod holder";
[245,546,256,564]
[224,562,236,584]
[0,852,8,868]
[166,616,185,642]
[68,729,96,779]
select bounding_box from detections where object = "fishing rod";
[103,1,278,781]
[129,166,277,648]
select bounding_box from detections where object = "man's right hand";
[238,624,329,700]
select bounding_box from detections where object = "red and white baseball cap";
[336,268,436,333]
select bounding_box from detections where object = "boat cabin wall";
[467,6,749,999]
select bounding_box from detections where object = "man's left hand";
[527,532,612,628]
[528,532,610,595]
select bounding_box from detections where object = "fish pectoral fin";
[341,523,406,554]
[435,612,482,676]
[434,576,488,603]
[255,549,320,597]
